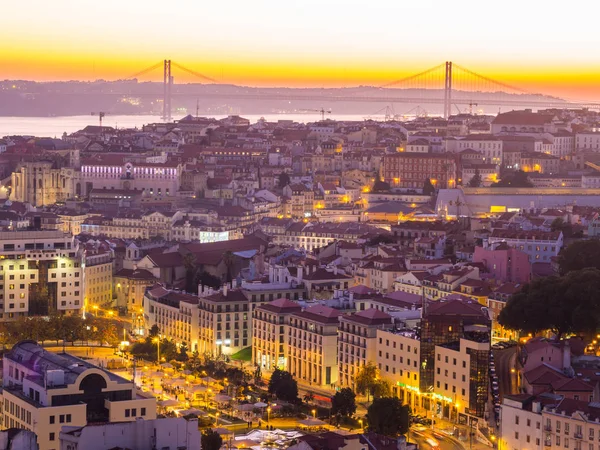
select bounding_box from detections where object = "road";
[411,428,464,450]
[493,347,518,401]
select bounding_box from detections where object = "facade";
[83,248,113,309]
[59,417,200,450]
[143,285,200,351]
[419,299,491,419]
[338,308,393,390]
[0,341,156,450]
[114,269,157,313]
[287,305,341,388]
[0,230,84,320]
[473,242,531,283]
[381,152,457,190]
[252,298,302,372]
[487,230,563,263]
[575,132,600,151]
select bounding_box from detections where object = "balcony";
[544,425,552,432]
[574,432,583,439]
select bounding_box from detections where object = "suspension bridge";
[77,60,600,120]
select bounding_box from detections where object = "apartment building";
[143,285,200,351]
[287,305,341,388]
[252,298,301,372]
[83,244,113,309]
[376,328,421,411]
[197,286,250,356]
[114,268,157,313]
[453,135,503,164]
[381,153,457,189]
[419,299,491,419]
[422,266,480,300]
[0,230,84,320]
[338,308,393,390]
[1,341,156,450]
[275,221,381,251]
[487,230,563,263]
[576,131,600,151]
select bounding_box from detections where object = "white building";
[0,230,84,320]
[487,230,563,263]
[453,135,503,165]
[0,341,156,450]
[59,417,200,450]
[575,132,600,151]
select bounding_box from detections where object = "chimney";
[298,266,303,282]
[223,284,228,297]
[333,266,338,275]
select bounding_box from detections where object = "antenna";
[196,99,199,118]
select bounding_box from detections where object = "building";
[143,285,200,351]
[83,244,113,309]
[252,298,302,372]
[499,393,553,450]
[286,305,341,388]
[114,268,157,313]
[338,308,393,390]
[473,242,531,283]
[453,135,503,164]
[0,230,84,320]
[197,286,250,356]
[575,131,600,151]
[0,341,156,450]
[491,111,559,136]
[381,153,457,190]
[59,417,200,450]
[419,299,490,419]
[487,230,563,263]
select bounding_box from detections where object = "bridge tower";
[163,60,172,122]
[443,61,453,119]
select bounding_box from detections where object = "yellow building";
[114,268,157,313]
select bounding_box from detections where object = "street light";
[215,412,220,426]
[152,337,160,365]
[359,419,363,430]
[267,406,271,423]
[312,409,316,418]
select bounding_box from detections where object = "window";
[50,433,55,441]
[49,415,55,424]
[125,409,130,417]
[141,408,146,416]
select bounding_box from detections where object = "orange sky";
[3,0,600,102]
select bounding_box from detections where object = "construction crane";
[469,102,479,115]
[299,108,331,121]
[91,112,106,128]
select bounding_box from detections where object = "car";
[492,344,502,350]
[425,437,440,448]
[413,424,427,432]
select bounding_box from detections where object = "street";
[493,347,518,400]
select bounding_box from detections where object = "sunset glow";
[3,0,600,100]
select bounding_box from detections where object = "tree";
[268,368,299,403]
[201,429,223,450]
[183,253,198,294]
[278,172,291,189]
[197,271,221,290]
[422,178,435,196]
[491,170,533,188]
[498,268,600,339]
[179,341,189,361]
[331,388,357,417]
[222,251,236,284]
[467,169,482,187]
[355,362,389,401]
[558,240,600,275]
[149,324,160,338]
[366,397,410,436]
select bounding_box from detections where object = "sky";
[2,0,600,101]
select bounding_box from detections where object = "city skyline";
[3,0,600,101]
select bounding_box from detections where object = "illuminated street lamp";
[215,412,220,426]
[312,409,316,418]
[267,406,271,423]
[152,337,160,365]
[359,419,363,430]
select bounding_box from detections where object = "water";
[0,113,386,137]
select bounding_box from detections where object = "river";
[0,113,383,137]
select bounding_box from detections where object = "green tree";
[278,172,291,189]
[355,362,389,401]
[268,368,299,403]
[183,253,198,294]
[179,341,189,361]
[558,240,600,275]
[197,271,222,290]
[331,388,357,417]
[149,324,160,338]
[222,251,236,283]
[498,268,600,339]
[491,170,532,188]
[467,169,482,187]
[366,397,410,436]
[201,429,223,450]
[422,178,435,196]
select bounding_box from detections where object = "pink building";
[473,242,531,283]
